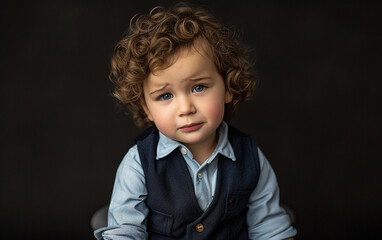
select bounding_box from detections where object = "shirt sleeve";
[94,145,149,240]
[247,148,297,240]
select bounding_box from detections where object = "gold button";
[195,223,204,232]
[229,197,235,206]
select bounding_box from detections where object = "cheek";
[149,106,175,131]
[203,100,225,122]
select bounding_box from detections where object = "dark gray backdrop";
[1,0,381,239]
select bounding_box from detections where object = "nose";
[177,95,196,117]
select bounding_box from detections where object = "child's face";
[142,41,232,151]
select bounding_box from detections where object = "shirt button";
[195,223,204,232]
[180,147,187,155]
[197,172,203,179]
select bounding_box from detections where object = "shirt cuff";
[94,225,147,240]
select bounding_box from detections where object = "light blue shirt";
[95,122,297,240]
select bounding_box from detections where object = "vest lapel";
[167,150,204,216]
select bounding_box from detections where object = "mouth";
[179,122,204,132]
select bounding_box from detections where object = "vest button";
[195,223,204,232]
[229,197,235,206]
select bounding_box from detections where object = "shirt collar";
[156,121,236,162]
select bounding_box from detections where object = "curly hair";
[110,2,256,126]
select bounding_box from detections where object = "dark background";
[1,0,381,239]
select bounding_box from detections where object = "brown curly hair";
[110,2,256,126]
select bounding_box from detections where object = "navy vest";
[135,125,260,240]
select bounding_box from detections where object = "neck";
[184,132,218,165]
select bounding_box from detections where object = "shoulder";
[227,124,254,139]
[227,127,266,169]
[227,124,258,148]
[117,144,141,173]
[134,126,158,142]
[125,144,139,158]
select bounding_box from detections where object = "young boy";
[95,3,296,240]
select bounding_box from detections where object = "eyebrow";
[148,77,212,96]
[189,76,212,82]
[149,84,169,96]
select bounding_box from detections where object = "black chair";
[91,205,109,230]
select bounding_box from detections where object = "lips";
[179,122,203,132]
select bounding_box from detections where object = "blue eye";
[193,85,206,93]
[158,93,173,101]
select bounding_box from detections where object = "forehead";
[144,40,218,88]
[156,40,212,72]
[154,38,214,73]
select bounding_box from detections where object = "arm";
[246,148,297,240]
[94,145,149,240]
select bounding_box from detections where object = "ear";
[225,90,233,103]
[141,100,154,121]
